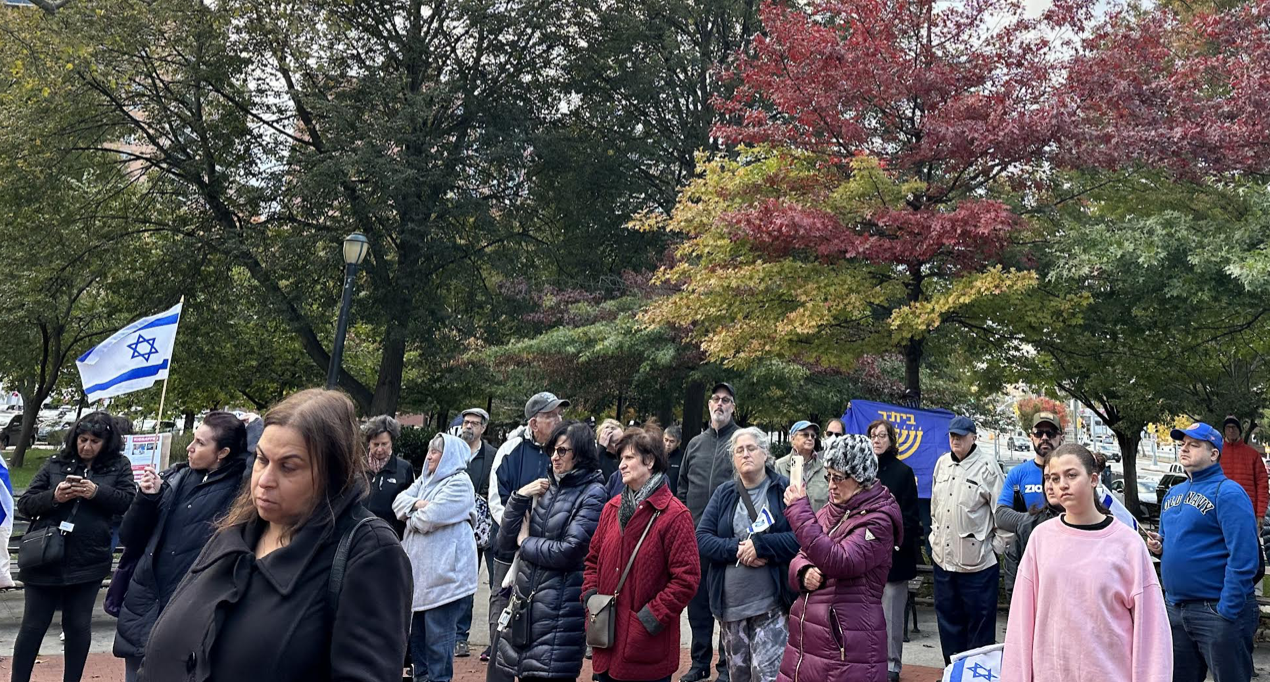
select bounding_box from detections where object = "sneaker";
[479,647,490,663]
[454,641,470,658]
[680,670,710,682]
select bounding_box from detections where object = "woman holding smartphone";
[13,411,137,682]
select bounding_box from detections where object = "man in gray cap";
[929,415,1006,665]
[678,381,739,682]
[483,392,567,668]
[454,407,496,658]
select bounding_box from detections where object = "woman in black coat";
[138,389,413,682]
[363,415,415,538]
[13,411,137,682]
[494,421,607,682]
[113,411,249,681]
[868,421,922,682]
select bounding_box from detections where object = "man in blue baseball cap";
[1147,421,1260,682]
[776,421,828,511]
[929,415,1006,664]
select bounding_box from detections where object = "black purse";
[18,500,80,571]
[507,586,536,647]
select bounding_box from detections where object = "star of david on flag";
[76,301,183,402]
[942,643,1003,682]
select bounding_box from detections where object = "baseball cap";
[1170,422,1223,451]
[1031,412,1060,430]
[789,420,820,438]
[524,392,569,420]
[1223,415,1241,430]
[948,416,977,436]
[711,382,736,399]
[460,408,490,424]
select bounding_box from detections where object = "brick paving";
[0,649,943,682]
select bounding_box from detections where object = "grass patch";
[4,448,59,491]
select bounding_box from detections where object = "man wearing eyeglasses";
[678,382,740,682]
[995,412,1062,600]
[930,416,1006,665]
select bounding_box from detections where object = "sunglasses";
[552,446,574,457]
[824,472,850,484]
[1032,430,1059,440]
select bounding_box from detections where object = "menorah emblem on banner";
[877,410,923,460]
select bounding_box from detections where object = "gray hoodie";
[393,433,478,611]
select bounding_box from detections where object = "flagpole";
[153,296,184,434]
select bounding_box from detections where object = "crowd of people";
[4,383,1267,682]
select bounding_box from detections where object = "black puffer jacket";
[876,448,922,583]
[17,450,137,586]
[365,455,414,538]
[113,457,246,659]
[494,467,607,680]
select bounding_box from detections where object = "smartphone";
[64,475,83,485]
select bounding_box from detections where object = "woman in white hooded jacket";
[394,433,478,682]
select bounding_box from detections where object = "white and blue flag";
[75,301,183,403]
[0,451,12,531]
[943,643,1003,682]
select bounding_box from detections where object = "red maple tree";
[703,0,1270,403]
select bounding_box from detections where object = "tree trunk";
[903,337,924,407]
[682,379,705,444]
[1113,427,1144,517]
[615,392,625,422]
[183,411,196,432]
[368,318,408,416]
[11,394,41,468]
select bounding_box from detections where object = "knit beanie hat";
[823,434,878,487]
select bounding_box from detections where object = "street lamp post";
[326,232,370,390]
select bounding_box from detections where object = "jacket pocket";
[828,607,845,661]
[622,608,662,665]
[955,529,986,567]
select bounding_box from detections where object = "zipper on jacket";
[793,592,810,682]
[829,607,845,661]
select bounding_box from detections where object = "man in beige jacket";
[775,420,829,511]
[929,416,1007,665]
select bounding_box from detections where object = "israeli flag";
[1099,484,1140,531]
[76,302,182,402]
[0,452,11,530]
[747,507,775,534]
[943,643,1003,682]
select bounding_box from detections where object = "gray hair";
[363,415,402,444]
[729,426,772,461]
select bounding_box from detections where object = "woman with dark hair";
[112,411,250,681]
[493,421,608,681]
[13,411,136,682]
[138,389,412,682]
[363,414,414,537]
[867,418,922,682]
[1003,444,1171,681]
[583,426,701,682]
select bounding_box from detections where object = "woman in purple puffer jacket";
[777,435,902,682]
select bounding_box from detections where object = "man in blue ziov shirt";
[994,411,1062,597]
[1147,422,1260,682]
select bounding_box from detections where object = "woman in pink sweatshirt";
[1002,444,1172,681]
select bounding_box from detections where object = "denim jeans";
[1167,593,1258,682]
[410,598,466,682]
[456,548,494,641]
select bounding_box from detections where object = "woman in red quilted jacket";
[582,425,701,682]
[777,435,901,682]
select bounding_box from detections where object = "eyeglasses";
[825,472,850,484]
[709,395,735,405]
[1032,430,1059,440]
[552,447,574,458]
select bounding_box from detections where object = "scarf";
[619,472,665,529]
[367,450,391,474]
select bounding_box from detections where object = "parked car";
[1155,471,1188,511]
[0,413,34,449]
[1136,478,1160,519]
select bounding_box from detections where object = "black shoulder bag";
[19,500,80,571]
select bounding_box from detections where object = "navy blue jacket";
[494,438,550,560]
[114,457,246,658]
[695,468,800,618]
[494,468,607,679]
[1159,463,1260,619]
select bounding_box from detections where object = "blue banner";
[842,399,955,499]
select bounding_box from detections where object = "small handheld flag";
[76,302,182,403]
[747,507,774,535]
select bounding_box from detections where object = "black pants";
[686,570,727,680]
[11,580,103,682]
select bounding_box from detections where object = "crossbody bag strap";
[613,510,661,599]
[739,486,760,523]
